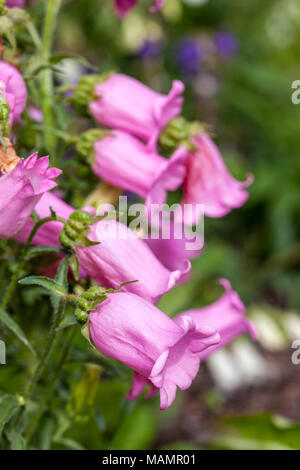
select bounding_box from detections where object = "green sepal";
[81,320,95,348]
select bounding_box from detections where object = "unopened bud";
[76,128,109,164]
[159,117,206,152]
[59,210,94,250]
[74,307,89,324]
[70,73,111,113]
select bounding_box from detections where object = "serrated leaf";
[0,308,36,355]
[19,276,67,296]
[0,395,20,434]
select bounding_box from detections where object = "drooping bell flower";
[89,292,220,410]
[177,133,253,224]
[89,73,184,149]
[0,153,61,239]
[145,215,203,273]
[90,130,187,209]
[128,279,257,405]
[77,219,189,304]
[176,279,258,358]
[114,0,164,17]
[0,61,27,124]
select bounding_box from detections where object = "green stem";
[25,326,76,443]
[26,21,42,51]
[40,0,62,157]
[0,215,66,311]
[15,299,67,429]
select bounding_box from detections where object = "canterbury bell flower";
[0,153,61,239]
[90,130,187,209]
[128,279,257,406]
[77,219,190,304]
[89,292,220,409]
[178,133,253,224]
[89,73,184,149]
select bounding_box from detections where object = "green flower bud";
[70,210,94,225]
[76,128,109,165]
[77,296,93,311]
[70,73,111,113]
[159,117,189,152]
[81,286,106,301]
[59,210,94,250]
[74,307,89,324]
[159,117,206,153]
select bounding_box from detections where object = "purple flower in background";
[138,40,161,60]
[214,32,238,58]
[175,39,203,77]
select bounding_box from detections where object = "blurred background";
[3,0,300,450]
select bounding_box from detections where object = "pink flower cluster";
[2,59,255,410]
[83,73,255,408]
[88,73,252,224]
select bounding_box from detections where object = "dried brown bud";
[0,138,20,174]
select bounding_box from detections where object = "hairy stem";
[25,326,77,443]
[0,215,66,311]
[41,0,62,157]
[15,299,67,429]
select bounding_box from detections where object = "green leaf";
[69,254,79,281]
[24,64,62,80]
[6,429,26,450]
[19,276,67,296]
[0,308,36,355]
[55,256,70,290]
[111,406,157,450]
[56,314,77,331]
[0,395,20,435]
[27,245,63,258]
[49,52,97,71]
[54,437,86,450]
[50,256,70,311]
